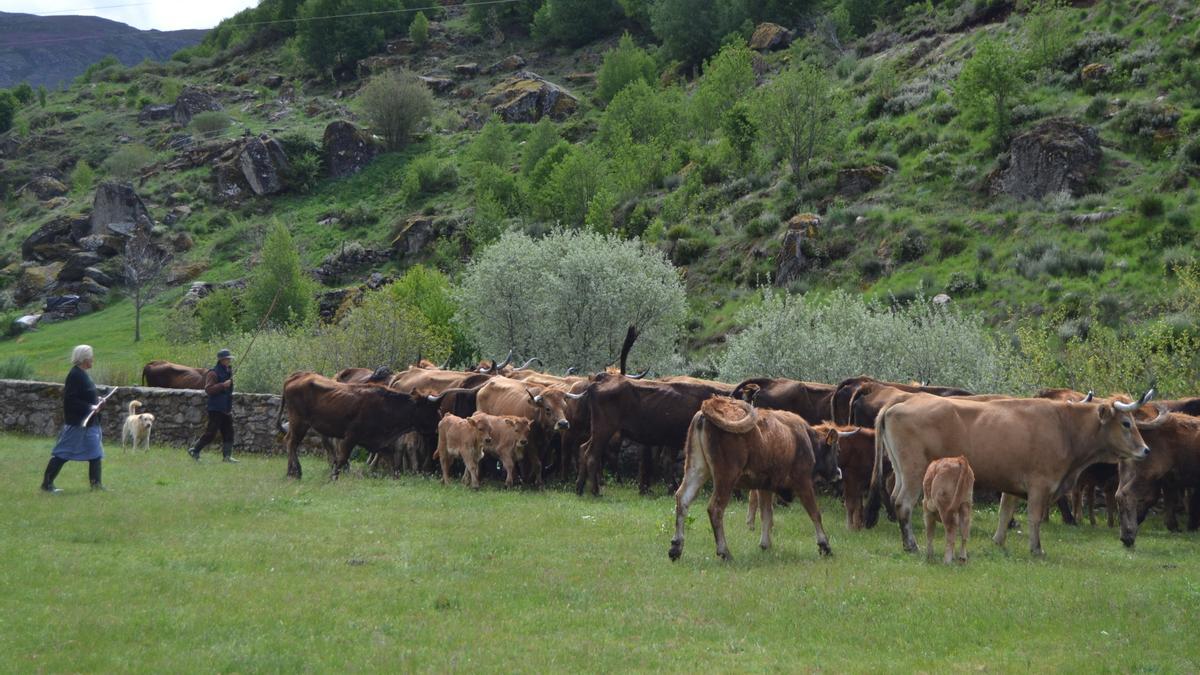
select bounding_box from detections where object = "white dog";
[121,400,155,451]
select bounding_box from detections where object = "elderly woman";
[41,345,108,493]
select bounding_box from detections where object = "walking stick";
[232,286,283,382]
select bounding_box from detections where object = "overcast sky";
[1,0,257,31]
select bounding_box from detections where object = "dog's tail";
[128,399,142,415]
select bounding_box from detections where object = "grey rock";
[238,136,289,196]
[58,252,105,282]
[91,182,154,238]
[138,103,175,123]
[173,86,223,125]
[989,118,1101,200]
[322,121,380,179]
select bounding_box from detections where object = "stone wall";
[0,379,324,454]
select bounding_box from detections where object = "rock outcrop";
[238,136,289,196]
[323,121,380,178]
[91,181,154,237]
[775,213,821,286]
[836,165,894,198]
[20,175,68,201]
[749,23,794,51]
[989,118,1101,200]
[173,86,223,125]
[482,72,577,123]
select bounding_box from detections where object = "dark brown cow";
[1162,398,1200,417]
[875,391,1162,555]
[820,424,875,530]
[334,366,393,384]
[831,376,972,425]
[1117,413,1200,547]
[277,372,442,480]
[569,372,733,496]
[1074,462,1119,527]
[731,378,836,425]
[669,396,840,561]
[142,360,207,389]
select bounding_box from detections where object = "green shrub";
[597,32,657,103]
[1137,194,1165,218]
[693,43,755,137]
[69,160,95,195]
[190,110,230,138]
[533,0,621,47]
[11,82,33,105]
[244,221,315,328]
[0,91,16,134]
[195,289,240,340]
[297,0,410,74]
[650,0,734,67]
[356,70,433,151]
[0,355,35,380]
[466,117,515,168]
[403,154,459,197]
[409,11,430,48]
[896,228,929,263]
[102,144,155,180]
[956,37,1027,147]
[285,152,323,194]
[522,118,560,176]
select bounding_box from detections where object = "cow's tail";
[140,366,147,387]
[864,406,888,529]
[276,391,289,435]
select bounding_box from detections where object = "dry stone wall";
[0,379,324,454]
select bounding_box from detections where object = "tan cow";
[435,414,491,489]
[874,391,1162,556]
[471,413,534,488]
[745,424,866,530]
[922,456,975,564]
[669,397,840,562]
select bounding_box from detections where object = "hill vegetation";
[1,0,1199,393]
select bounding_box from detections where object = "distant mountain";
[0,12,207,89]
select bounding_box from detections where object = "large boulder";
[15,262,64,305]
[484,54,526,74]
[749,23,794,51]
[173,87,223,125]
[836,164,894,198]
[775,213,821,286]
[390,215,437,257]
[138,103,175,124]
[482,71,577,123]
[419,76,455,94]
[57,251,105,283]
[21,215,89,262]
[91,181,154,237]
[989,118,1102,200]
[238,136,289,196]
[20,175,68,201]
[323,121,380,178]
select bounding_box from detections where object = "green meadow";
[2,433,1197,672]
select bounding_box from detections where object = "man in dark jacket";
[186,348,238,463]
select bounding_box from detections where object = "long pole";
[234,286,283,380]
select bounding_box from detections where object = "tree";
[296,0,409,75]
[721,101,757,169]
[522,118,560,176]
[409,11,430,48]
[123,227,172,342]
[0,91,16,135]
[651,0,748,67]
[466,116,515,168]
[11,82,33,106]
[37,85,47,108]
[1023,0,1071,73]
[532,0,621,47]
[537,144,606,225]
[388,265,474,366]
[101,144,154,180]
[596,33,657,103]
[244,221,315,328]
[956,37,1026,147]
[693,43,756,137]
[756,62,847,182]
[458,229,686,371]
[356,70,434,151]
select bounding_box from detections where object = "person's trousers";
[42,456,101,487]
[192,411,235,457]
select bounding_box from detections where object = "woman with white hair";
[41,345,108,493]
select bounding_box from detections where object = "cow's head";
[1095,390,1161,462]
[526,387,571,430]
[503,417,532,449]
[465,416,494,448]
[811,427,843,484]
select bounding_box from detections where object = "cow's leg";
[1082,483,1095,526]
[747,490,759,529]
[579,427,616,497]
[758,490,774,551]
[529,451,543,490]
[500,452,516,489]
[795,478,831,556]
[1187,489,1200,531]
[892,463,924,553]
[1164,486,1182,532]
[1057,495,1077,526]
[1027,490,1047,557]
[942,510,957,565]
[993,492,1020,547]
[438,440,452,486]
[331,437,355,480]
[959,502,971,562]
[464,450,481,490]
[1106,479,1119,528]
[707,479,736,561]
[637,443,653,496]
[923,506,936,561]
[668,443,709,562]
[285,421,309,479]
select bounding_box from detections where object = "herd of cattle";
[141,348,1200,561]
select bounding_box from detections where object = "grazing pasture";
[2,434,1198,671]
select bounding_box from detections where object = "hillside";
[0,0,1198,387]
[0,12,205,89]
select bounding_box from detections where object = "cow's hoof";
[716,550,733,562]
[668,544,682,562]
[1121,537,1135,549]
[818,543,832,557]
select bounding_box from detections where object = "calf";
[435,414,491,489]
[472,414,534,488]
[669,396,840,562]
[922,456,975,564]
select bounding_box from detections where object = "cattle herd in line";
[141,334,1200,563]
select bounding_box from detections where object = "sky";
[0,0,258,31]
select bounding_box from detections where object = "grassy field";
[3,432,1199,672]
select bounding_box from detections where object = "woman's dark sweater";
[63,365,99,427]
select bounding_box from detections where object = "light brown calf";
[922,456,975,564]
[470,413,534,488]
[435,414,491,489]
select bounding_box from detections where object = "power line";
[0,0,523,48]
[27,2,154,15]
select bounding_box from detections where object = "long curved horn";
[1136,403,1170,429]
[627,368,650,379]
[514,357,542,371]
[1072,391,1095,403]
[837,429,860,438]
[565,390,589,400]
[565,366,578,376]
[426,385,484,402]
[440,358,451,369]
[497,349,514,370]
[525,388,542,404]
[1114,388,1154,412]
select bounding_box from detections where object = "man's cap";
[217,349,234,359]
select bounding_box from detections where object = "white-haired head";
[71,345,94,367]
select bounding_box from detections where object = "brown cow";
[142,360,207,389]
[831,376,972,425]
[732,378,836,425]
[570,373,733,497]
[435,413,490,489]
[669,396,840,561]
[277,372,442,480]
[922,456,975,564]
[472,414,534,488]
[334,366,393,384]
[1116,413,1200,547]
[749,425,873,531]
[875,391,1162,556]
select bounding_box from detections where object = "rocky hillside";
[0,12,205,88]
[1,0,1199,369]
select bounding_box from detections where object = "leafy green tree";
[296,0,409,75]
[532,0,621,47]
[69,160,95,195]
[651,0,725,67]
[388,264,474,366]
[617,0,652,29]
[244,221,315,328]
[458,229,687,371]
[409,11,430,48]
[597,33,657,103]
[538,145,606,225]
[956,37,1027,147]
[11,82,33,106]
[528,139,572,187]
[1023,0,1071,72]
[466,117,515,168]
[693,43,756,137]
[195,289,241,339]
[598,80,682,150]
[721,101,757,169]
[357,70,433,151]
[37,85,47,108]
[756,62,847,182]
[841,0,881,36]
[0,91,16,134]
[522,118,560,176]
